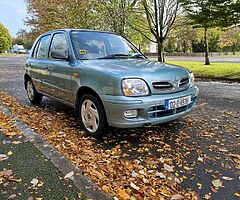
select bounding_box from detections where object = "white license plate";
[165,96,191,110]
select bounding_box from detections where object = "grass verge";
[166,61,240,81]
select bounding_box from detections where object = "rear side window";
[32,40,40,58]
[36,35,51,59]
[49,33,68,58]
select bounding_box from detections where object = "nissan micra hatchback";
[25,29,199,138]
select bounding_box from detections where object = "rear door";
[28,34,52,93]
[46,32,73,103]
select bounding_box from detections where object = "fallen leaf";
[171,194,184,200]
[234,193,240,197]
[102,185,110,193]
[131,171,138,178]
[0,154,8,162]
[12,141,22,145]
[197,183,202,189]
[8,194,17,199]
[0,169,13,177]
[30,178,39,186]
[198,156,204,162]
[64,171,74,180]
[203,193,211,199]
[222,176,234,181]
[7,151,13,156]
[118,188,130,200]
[212,179,223,188]
[164,163,174,172]
[6,132,19,137]
[130,182,140,191]
[156,171,166,179]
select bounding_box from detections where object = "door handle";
[43,66,48,70]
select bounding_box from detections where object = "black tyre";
[26,79,42,104]
[78,94,108,138]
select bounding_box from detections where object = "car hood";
[81,59,191,94]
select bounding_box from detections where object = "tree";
[94,0,138,36]
[219,27,240,54]
[25,0,151,49]
[25,0,95,39]
[0,23,12,53]
[180,0,240,65]
[13,29,34,50]
[166,16,198,53]
[138,0,180,62]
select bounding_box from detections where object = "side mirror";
[51,50,69,60]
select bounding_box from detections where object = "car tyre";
[26,79,42,104]
[79,94,108,138]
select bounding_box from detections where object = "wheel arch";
[24,74,31,89]
[75,86,108,125]
[75,86,103,110]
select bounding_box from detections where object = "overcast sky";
[0,0,28,37]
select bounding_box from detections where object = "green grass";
[166,61,240,80]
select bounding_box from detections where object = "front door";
[45,32,73,104]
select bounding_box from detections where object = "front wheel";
[26,79,42,104]
[79,94,108,138]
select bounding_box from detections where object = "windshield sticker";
[79,49,88,54]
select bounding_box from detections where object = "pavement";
[0,132,85,200]
[0,56,240,199]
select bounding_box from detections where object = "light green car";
[24,29,199,138]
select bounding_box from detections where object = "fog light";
[124,110,138,118]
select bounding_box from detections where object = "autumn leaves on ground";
[0,90,239,200]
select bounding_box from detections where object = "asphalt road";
[0,56,239,199]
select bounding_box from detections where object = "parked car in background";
[24,29,199,138]
[12,44,28,54]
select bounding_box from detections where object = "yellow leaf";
[118,188,130,200]
[102,185,110,193]
[6,132,18,136]
[234,193,240,197]
[7,151,13,156]
[197,183,202,189]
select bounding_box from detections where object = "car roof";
[42,29,118,36]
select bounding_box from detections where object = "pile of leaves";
[0,112,22,137]
[0,91,199,199]
[1,90,239,199]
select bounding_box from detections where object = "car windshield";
[70,31,144,60]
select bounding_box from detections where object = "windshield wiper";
[98,54,130,59]
[98,53,145,59]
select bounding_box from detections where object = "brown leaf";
[171,194,184,200]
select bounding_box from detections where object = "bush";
[0,23,12,53]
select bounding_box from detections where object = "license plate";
[165,96,191,110]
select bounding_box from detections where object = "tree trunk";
[204,27,210,65]
[157,42,164,62]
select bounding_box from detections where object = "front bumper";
[101,86,199,128]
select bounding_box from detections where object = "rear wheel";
[26,79,42,104]
[79,94,108,138]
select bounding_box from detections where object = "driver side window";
[49,33,68,59]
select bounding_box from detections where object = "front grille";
[179,78,189,88]
[148,97,196,119]
[152,81,173,91]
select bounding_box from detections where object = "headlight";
[189,72,195,87]
[122,79,149,96]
